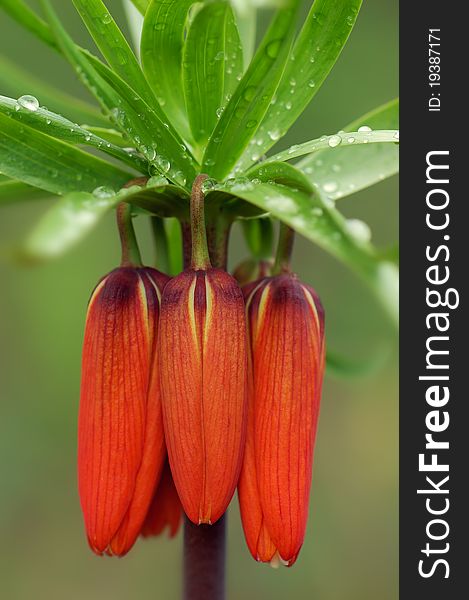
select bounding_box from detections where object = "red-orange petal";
[159,268,247,524]
[141,460,182,538]
[240,274,325,565]
[78,267,168,556]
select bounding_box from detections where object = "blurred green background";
[0,1,398,598]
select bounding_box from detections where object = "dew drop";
[216,107,224,118]
[202,178,217,193]
[308,80,316,88]
[93,186,115,199]
[264,196,298,213]
[268,129,281,141]
[358,125,372,132]
[102,13,112,24]
[346,219,372,243]
[155,155,171,173]
[394,130,400,140]
[285,101,292,110]
[215,51,225,61]
[141,145,157,161]
[323,181,338,194]
[16,95,39,112]
[243,86,257,102]
[147,175,168,188]
[347,136,355,144]
[266,39,282,59]
[246,119,257,129]
[173,171,187,187]
[328,135,342,148]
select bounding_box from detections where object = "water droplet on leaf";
[16,95,39,112]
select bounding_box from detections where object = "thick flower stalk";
[238,228,325,566]
[159,176,248,525]
[78,204,169,556]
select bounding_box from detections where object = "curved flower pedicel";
[239,253,325,566]
[78,205,169,556]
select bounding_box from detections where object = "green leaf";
[241,217,274,259]
[123,0,145,52]
[298,99,400,200]
[22,191,118,260]
[213,162,398,325]
[165,217,183,275]
[22,178,187,261]
[0,113,132,195]
[0,55,108,127]
[128,0,150,15]
[232,4,256,69]
[41,0,198,190]
[183,1,243,149]
[0,95,148,174]
[236,0,363,172]
[141,0,195,141]
[267,129,399,163]
[202,0,300,179]
[82,127,129,148]
[0,0,56,49]
[72,0,157,108]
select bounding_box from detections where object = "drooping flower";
[238,273,325,566]
[78,264,169,556]
[158,175,248,525]
[141,460,182,539]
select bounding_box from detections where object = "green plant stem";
[150,216,170,273]
[190,174,211,270]
[116,202,142,267]
[206,215,233,270]
[273,223,295,274]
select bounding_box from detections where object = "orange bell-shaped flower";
[159,176,248,525]
[239,253,325,565]
[78,204,169,556]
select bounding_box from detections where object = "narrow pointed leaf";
[23,191,118,260]
[0,113,132,195]
[41,0,197,189]
[202,0,301,179]
[123,0,144,52]
[0,55,108,127]
[82,127,129,148]
[298,99,400,200]
[128,0,150,14]
[0,96,147,173]
[4,0,191,164]
[22,179,185,260]
[72,0,157,108]
[0,0,56,49]
[183,1,243,148]
[212,162,398,325]
[237,0,362,171]
[232,4,256,68]
[267,129,399,163]
[141,0,195,141]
